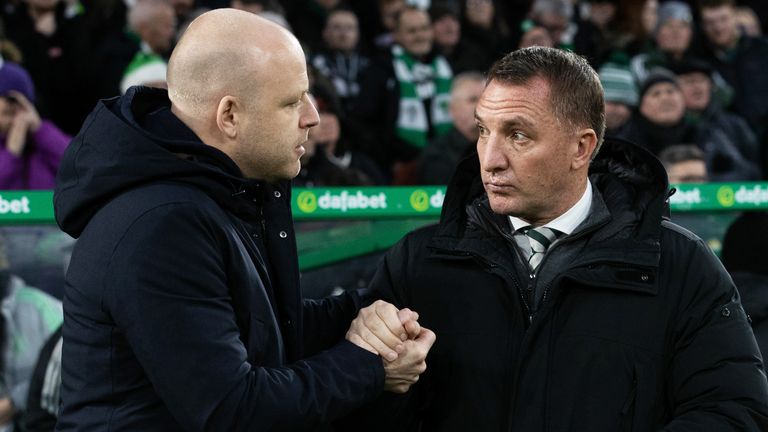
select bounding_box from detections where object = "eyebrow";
[283,90,308,106]
[474,112,535,130]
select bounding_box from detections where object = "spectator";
[671,59,759,165]
[658,144,709,183]
[460,0,511,66]
[526,0,574,49]
[0,20,22,64]
[82,0,139,101]
[630,1,694,84]
[311,7,370,115]
[734,5,762,37]
[0,234,62,432]
[120,0,176,94]
[518,21,555,49]
[372,0,406,51]
[694,0,768,147]
[722,211,768,359]
[353,6,453,182]
[420,71,484,185]
[3,0,92,135]
[736,1,768,34]
[598,61,637,134]
[296,89,385,186]
[573,0,618,66]
[429,5,487,74]
[287,0,341,52]
[604,0,658,59]
[0,62,70,190]
[618,69,758,181]
[168,0,195,27]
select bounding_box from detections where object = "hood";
[436,137,670,244]
[54,87,258,238]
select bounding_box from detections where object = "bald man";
[53,9,434,431]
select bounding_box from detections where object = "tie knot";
[523,226,561,253]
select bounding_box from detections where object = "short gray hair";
[487,47,606,156]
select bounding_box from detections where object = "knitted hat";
[599,63,638,106]
[0,61,35,103]
[120,52,167,94]
[722,212,768,276]
[639,68,679,100]
[668,58,714,78]
[656,1,692,33]
[429,4,459,22]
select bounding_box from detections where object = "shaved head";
[167,9,303,116]
[165,8,319,181]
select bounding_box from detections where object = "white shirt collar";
[508,180,593,235]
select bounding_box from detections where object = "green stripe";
[527,229,553,248]
[16,287,63,332]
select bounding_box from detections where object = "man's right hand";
[345,300,421,361]
[383,327,436,394]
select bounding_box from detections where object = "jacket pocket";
[620,366,638,432]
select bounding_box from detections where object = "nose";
[479,135,508,173]
[301,96,320,129]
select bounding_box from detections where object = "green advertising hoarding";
[2,183,768,224]
[667,182,768,211]
[292,183,768,219]
[292,187,446,219]
[0,191,55,224]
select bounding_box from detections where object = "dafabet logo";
[0,195,31,214]
[295,190,388,213]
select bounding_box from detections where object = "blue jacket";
[53,87,384,431]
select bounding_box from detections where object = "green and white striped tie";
[523,226,561,271]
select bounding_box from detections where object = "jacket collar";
[428,137,668,295]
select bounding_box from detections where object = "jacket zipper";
[435,248,530,430]
[621,367,638,431]
[533,218,610,315]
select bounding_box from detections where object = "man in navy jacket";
[53,9,435,431]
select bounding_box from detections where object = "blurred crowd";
[1,0,767,188]
[1,1,768,429]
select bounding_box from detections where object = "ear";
[572,128,598,171]
[215,96,239,140]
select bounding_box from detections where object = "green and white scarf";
[392,45,453,149]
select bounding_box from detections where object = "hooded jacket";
[348,138,768,431]
[734,272,768,361]
[53,87,384,431]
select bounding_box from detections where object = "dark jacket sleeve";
[663,233,768,431]
[106,203,385,432]
[336,236,427,431]
[301,290,366,356]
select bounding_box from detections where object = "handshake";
[345,300,436,394]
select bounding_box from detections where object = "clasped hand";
[346,300,435,394]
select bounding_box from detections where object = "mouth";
[484,182,513,193]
